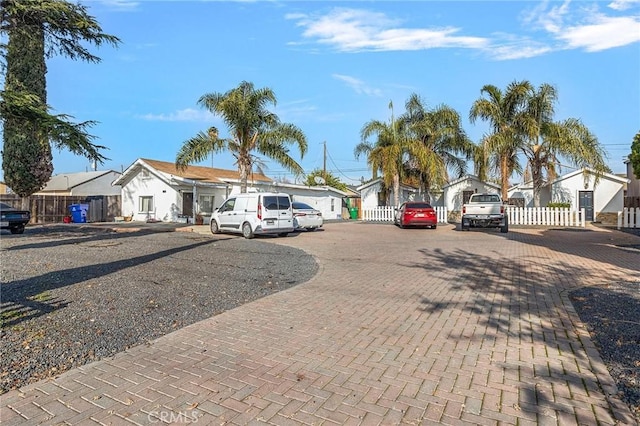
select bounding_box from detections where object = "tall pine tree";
[0,0,119,197]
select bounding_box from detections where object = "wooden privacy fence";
[625,196,640,208]
[506,207,586,227]
[361,206,449,223]
[0,194,121,224]
[617,207,640,229]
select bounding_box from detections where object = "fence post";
[617,210,623,229]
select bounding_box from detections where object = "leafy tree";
[176,81,308,193]
[304,169,347,191]
[469,81,530,201]
[0,0,120,197]
[630,131,640,179]
[401,93,473,200]
[354,102,408,207]
[520,83,609,206]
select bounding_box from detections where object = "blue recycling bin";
[69,204,89,223]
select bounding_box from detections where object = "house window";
[199,195,215,213]
[331,199,335,212]
[139,196,154,213]
[140,169,151,179]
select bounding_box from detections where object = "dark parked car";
[394,202,438,229]
[0,202,31,234]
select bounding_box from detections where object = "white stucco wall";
[121,172,177,221]
[444,177,501,211]
[289,192,343,220]
[551,173,625,213]
[358,180,416,209]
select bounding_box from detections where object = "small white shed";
[268,182,348,221]
[442,175,501,212]
[548,168,629,222]
[357,178,419,209]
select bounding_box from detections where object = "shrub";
[547,202,571,208]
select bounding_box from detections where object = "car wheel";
[10,225,25,234]
[210,219,220,234]
[399,218,405,229]
[500,218,509,233]
[242,222,254,239]
[431,225,437,230]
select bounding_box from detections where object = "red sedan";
[394,202,438,229]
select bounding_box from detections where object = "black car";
[0,202,31,234]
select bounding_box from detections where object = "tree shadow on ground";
[0,226,195,251]
[1,238,217,329]
[405,246,637,424]
[479,226,640,274]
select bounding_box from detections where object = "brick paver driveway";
[2,222,638,425]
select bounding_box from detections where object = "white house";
[267,182,348,220]
[508,168,629,223]
[441,175,501,212]
[357,178,421,210]
[36,170,122,196]
[113,158,348,223]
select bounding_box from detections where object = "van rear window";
[263,196,291,210]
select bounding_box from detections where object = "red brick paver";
[1,223,638,425]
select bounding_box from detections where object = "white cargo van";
[210,192,294,239]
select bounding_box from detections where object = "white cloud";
[288,4,639,61]
[608,0,640,11]
[558,15,640,51]
[332,74,383,97]
[522,1,640,52]
[288,8,488,52]
[99,0,140,11]
[138,108,214,122]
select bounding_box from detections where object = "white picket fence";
[360,206,588,227]
[618,207,640,229]
[361,206,448,223]
[506,207,586,227]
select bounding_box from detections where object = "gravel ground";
[569,280,640,422]
[1,224,638,423]
[0,225,317,393]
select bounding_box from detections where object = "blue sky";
[6,0,640,185]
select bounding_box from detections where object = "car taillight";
[257,202,262,219]
[294,212,306,217]
[500,205,504,214]
[462,206,466,214]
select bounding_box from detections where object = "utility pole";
[323,141,327,185]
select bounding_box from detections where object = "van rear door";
[260,195,293,231]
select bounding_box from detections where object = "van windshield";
[263,196,291,210]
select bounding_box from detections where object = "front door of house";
[182,192,193,217]
[578,191,594,222]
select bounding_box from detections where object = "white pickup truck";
[461,193,508,233]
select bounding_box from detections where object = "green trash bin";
[349,207,358,220]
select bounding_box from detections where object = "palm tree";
[401,93,474,200]
[469,81,531,200]
[520,83,609,206]
[354,102,407,207]
[176,81,308,193]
